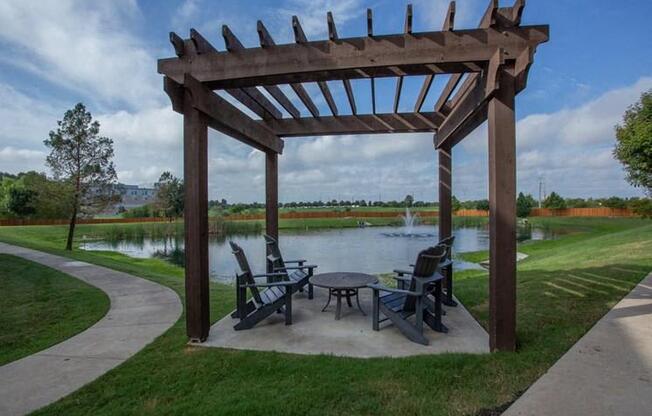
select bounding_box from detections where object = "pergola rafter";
[159,0,549,352]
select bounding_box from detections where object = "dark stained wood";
[414,75,433,112]
[190,28,216,54]
[318,81,338,116]
[263,112,443,137]
[371,78,377,114]
[327,12,338,41]
[256,20,318,117]
[436,49,504,148]
[256,21,301,119]
[342,79,357,114]
[393,77,404,113]
[158,25,549,89]
[183,87,210,342]
[265,151,279,241]
[434,74,461,115]
[291,15,338,116]
[291,84,320,117]
[367,8,373,36]
[222,25,283,120]
[438,144,456,306]
[404,4,413,34]
[181,75,284,153]
[443,1,456,31]
[488,68,517,352]
[169,32,185,57]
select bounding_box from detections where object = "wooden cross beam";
[158,24,549,90]
[414,1,455,112]
[164,75,284,154]
[263,112,443,137]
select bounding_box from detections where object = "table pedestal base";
[321,288,366,320]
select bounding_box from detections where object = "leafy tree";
[475,199,490,211]
[516,192,536,218]
[6,186,37,217]
[630,198,652,218]
[603,196,627,209]
[44,103,117,250]
[451,195,462,212]
[403,194,414,207]
[614,89,652,195]
[543,192,566,209]
[155,172,184,220]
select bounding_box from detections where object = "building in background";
[113,184,157,213]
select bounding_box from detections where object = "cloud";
[413,0,483,30]
[276,0,363,38]
[0,146,47,172]
[0,0,161,109]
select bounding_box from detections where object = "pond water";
[82,224,552,283]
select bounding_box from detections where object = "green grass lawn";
[0,217,650,415]
[0,254,109,366]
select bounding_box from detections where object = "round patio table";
[309,272,378,320]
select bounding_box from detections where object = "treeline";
[0,171,73,219]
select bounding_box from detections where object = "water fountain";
[381,207,436,238]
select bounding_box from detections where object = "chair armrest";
[394,269,413,276]
[278,265,317,270]
[252,272,288,279]
[367,283,420,296]
[241,281,295,288]
[284,259,306,264]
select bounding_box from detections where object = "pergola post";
[438,144,456,307]
[487,70,517,352]
[183,89,210,342]
[265,151,279,273]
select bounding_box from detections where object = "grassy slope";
[0,218,649,415]
[0,254,109,366]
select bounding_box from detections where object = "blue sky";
[0,0,651,203]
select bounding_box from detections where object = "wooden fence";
[0,207,638,227]
[530,207,635,217]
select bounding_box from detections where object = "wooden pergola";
[158,0,548,352]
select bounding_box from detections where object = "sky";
[0,0,651,203]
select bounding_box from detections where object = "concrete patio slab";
[0,243,182,416]
[201,285,489,358]
[503,272,652,416]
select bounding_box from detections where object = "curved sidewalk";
[0,243,182,416]
[503,272,652,416]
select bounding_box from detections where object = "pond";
[81,224,553,283]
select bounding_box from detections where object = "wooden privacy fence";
[530,207,635,217]
[0,208,637,227]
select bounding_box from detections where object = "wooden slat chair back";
[369,245,448,345]
[264,234,316,299]
[229,241,295,330]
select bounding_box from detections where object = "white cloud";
[276,0,363,38]
[414,0,483,30]
[0,0,161,109]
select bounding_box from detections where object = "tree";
[516,192,536,217]
[543,192,566,209]
[155,171,184,220]
[6,186,37,217]
[603,196,626,209]
[614,89,652,195]
[451,195,461,212]
[475,199,490,211]
[44,103,117,250]
[403,194,414,207]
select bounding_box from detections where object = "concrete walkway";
[0,243,182,416]
[503,272,652,416]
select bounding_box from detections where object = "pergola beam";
[393,4,412,113]
[158,25,549,89]
[263,112,443,137]
[222,25,284,120]
[165,75,284,154]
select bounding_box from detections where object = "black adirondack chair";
[264,234,316,299]
[438,236,457,306]
[402,236,456,306]
[229,241,295,330]
[369,246,448,345]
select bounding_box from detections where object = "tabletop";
[309,272,378,289]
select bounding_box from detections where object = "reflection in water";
[82,224,553,283]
